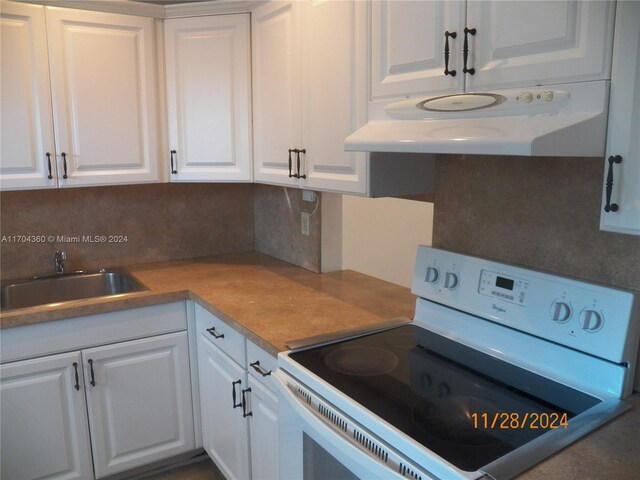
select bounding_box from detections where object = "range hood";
[345,81,609,157]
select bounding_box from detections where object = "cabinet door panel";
[252,1,301,187]
[84,332,194,478]
[0,351,93,480]
[165,15,251,182]
[46,7,159,187]
[371,0,464,100]
[301,0,367,194]
[0,1,57,190]
[248,375,279,480]
[466,0,615,90]
[198,335,250,480]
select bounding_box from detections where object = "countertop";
[1,252,638,478]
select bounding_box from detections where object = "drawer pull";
[444,31,457,76]
[61,152,68,179]
[242,387,252,418]
[463,27,476,75]
[88,359,96,387]
[170,149,177,174]
[250,360,272,377]
[232,379,242,408]
[206,327,224,339]
[46,152,53,179]
[72,362,80,391]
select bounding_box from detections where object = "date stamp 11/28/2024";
[471,412,569,430]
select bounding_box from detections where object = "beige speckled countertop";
[1,252,638,478]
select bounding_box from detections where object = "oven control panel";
[412,246,638,365]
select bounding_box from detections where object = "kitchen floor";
[140,458,224,480]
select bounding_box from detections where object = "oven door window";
[303,433,360,480]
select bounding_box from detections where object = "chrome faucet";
[54,251,66,274]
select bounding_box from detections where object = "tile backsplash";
[0,183,254,279]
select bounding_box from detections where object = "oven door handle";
[274,371,435,480]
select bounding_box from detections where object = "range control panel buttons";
[425,266,440,284]
[550,301,572,323]
[478,270,528,306]
[444,272,460,290]
[580,309,604,333]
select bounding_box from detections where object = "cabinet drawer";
[194,303,245,367]
[247,339,277,393]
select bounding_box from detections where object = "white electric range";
[276,246,639,479]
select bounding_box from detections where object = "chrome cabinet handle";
[88,359,96,387]
[61,152,68,179]
[242,387,252,418]
[604,155,623,212]
[170,149,177,174]
[46,152,53,179]
[73,362,80,391]
[463,27,476,75]
[444,31,457,76]
[249,361,272,377]
[232,379,242,408]
[206,327,224,339]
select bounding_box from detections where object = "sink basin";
[1,269,147,311]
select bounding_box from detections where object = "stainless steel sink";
[1,269,147,310]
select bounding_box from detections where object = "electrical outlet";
[301,212,310,236]
[302,190,317,202]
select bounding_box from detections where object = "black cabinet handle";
[170,150,177,174]
[61,152,68,179]
[249,361,272,377]
[232,379,242,408]
[463,27,476,75]
[206,327,224,339]
[73,362,80,391]
[242,387,252,417]
[444,31,457,76]
[288,149,294,178]
[46,152,53,179]
[604,155,623,212]
[296,149,306,179]
[88,359,96,387]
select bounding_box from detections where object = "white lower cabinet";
[84,332,195,478]
[0,351,93,480]
[0,302,194,480]
[195,304,279,480]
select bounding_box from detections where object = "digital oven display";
[495,276,515,291]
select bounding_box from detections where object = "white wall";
[341,196,433,288]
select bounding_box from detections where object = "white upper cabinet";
[371,0,616,100]
[466,0,615,90]
[600,0,640,236]
[252,1,301,188]
[252,0,368,194]
[46,7,159,187]
[0,1,57,190]
[370,0,464,100]
[164,14,252,182]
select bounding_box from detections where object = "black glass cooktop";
[289,324,600,472]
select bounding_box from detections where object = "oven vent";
[296,387,312,404]
[353,429,389,463]
[399,462,423,480]
[318,403,348,432]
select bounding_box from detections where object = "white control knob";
[543,91,554,102]
[580,309,604,332]
[519,91,533,103]
[444,272,459,290]
[425,266,440,284]
[550,301,572,323]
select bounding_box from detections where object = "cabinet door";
[466,0,615,90]
[165,14,252,182]
[45,7,159,187]
[247,375,279,480]
[198,335,250,480]
[370,0,464,101]
[600,0,640,236]
[252,0,301,187]
[0,351,93,480]
[84,332,195,478]
[300,0,368,194]
[0,1,57,190]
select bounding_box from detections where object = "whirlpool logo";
[492,304,507,314]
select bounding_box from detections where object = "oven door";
[275,370,434,480]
